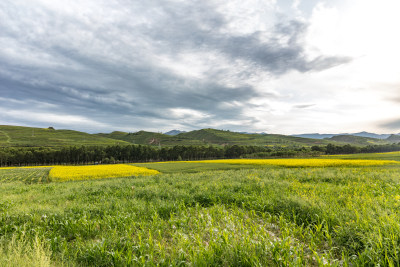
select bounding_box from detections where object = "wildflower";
[49,164,159,182]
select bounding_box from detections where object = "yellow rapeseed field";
[49,164,159,181]
[186,158,399,167]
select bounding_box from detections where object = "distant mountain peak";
[164,130,187,136]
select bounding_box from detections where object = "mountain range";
[292,131,397,139]
[0,125,399,147]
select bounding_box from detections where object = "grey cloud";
[303,56,352,72]
[142,10,351,74]
[0,60,256,131]
[294,104,315,109]
[381,119,400,130]
[221,20,351,74]
[0,0,351,132]
[387,97,400,103]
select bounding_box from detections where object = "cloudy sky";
[1,0,400,134]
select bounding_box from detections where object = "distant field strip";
[0,167,51,183]
[185,158,399,167]
[49,164,160,181]
[322,151,400,161]
[376,151,400,155]
[0,166,55,170]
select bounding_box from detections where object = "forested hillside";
[99,128,330,147]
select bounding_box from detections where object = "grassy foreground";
[1,156,400,265]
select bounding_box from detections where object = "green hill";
[4,124,391,148]
[177,129,249,144]
[97,128,329,147]
[386,134,400,142]
[0,125,129,147]
[176,129,329,147]
[96,131,204,146]
[325,135,389,146]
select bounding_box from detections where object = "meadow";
[1,154,400,266]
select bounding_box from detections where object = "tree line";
[0,145,267,167]
[1,143,400,167]
[311,143,400,154]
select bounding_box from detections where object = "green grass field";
[2,153,400,266]
[0,167,51,183]
[131,162,269,173]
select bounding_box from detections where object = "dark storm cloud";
[140,5,351,75]
[0,0,351,132]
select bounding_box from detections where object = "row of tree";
[1,143,400,167]
[0,145,268,166]
[311,143,400,154]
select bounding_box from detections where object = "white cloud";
[169,108,211,120]
[306,0,400,83]
[0,108,109,129]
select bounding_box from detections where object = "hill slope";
[325,135,391,146]
[386,134,400,142]
[4,125,396,148]
[176,129,329,146]
[0,125,129,147]
[97,128,329,147]
[96,131,204,146]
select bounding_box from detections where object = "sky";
[1,0,400,134]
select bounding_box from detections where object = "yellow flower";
[49,164,159,181]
